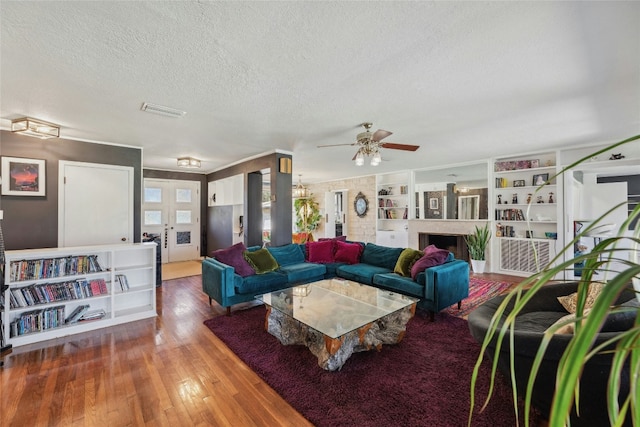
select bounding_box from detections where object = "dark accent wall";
[207,206,233,252]
[143,169,208,255]
[0,130,142,250]
[207,153,292,252]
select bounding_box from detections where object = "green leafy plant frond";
[465,223,491,261]
[294,196,322,234]
[469,135,640,427]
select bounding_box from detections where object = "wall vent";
[500,239,551,273]
[141,102,186,118]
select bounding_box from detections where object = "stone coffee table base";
[264,303,417,371]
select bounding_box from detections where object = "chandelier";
[293,174,309,198]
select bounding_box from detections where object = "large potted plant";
[294,196,322,242]
[469,135,640,426]
[465,223,491,273]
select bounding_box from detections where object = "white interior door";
[324,192,336,238]
[143,179,200,263]
[59,161,133,247]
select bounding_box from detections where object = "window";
[176,210,192,224]
[144,210,162,225]
[176,188,192,203]
[144,187,162,203]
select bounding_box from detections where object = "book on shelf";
[495,208,525,221]
[65,304,90,324]
[10,305,66,337]
[79,309,107,322]
[116,274,130,291]
[8,278,109,309]
[9,254,104,282]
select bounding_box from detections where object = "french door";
[142,179,200,263]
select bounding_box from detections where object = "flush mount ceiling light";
[11,117,60,139]
[177,157,201,168]
[141,102,186,118]
[293,174,309,198]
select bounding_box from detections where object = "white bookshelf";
[1,243,157,347]
[492,152,562,276]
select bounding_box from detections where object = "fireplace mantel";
[408,219,492,271]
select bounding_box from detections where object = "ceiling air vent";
[141,102,186,118]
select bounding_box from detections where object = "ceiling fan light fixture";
[371,150,382,166]
[177,156,201,168]
[355,150,365,166]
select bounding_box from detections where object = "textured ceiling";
[1,1,639,183]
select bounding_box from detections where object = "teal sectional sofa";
[202,241,469,320]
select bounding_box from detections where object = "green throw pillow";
[244,248,279,274]
[394,248,424,277]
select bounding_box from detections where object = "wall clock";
[354,192,369,218]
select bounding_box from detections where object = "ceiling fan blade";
[372,129,393,142]
[381,142,420,151]
[317,143,356,148]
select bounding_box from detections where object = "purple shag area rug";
[204,307,536,427]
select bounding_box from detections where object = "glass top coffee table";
[257,278,418,371]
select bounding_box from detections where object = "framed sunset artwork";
[2,156,46,196]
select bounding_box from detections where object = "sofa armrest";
[202,257,238,306]
[421,259,469,305]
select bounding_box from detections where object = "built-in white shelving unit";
[376,172,410,248]
[492,152,562,276]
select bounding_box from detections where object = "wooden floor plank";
[1,272,522,426]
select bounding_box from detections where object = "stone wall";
[306,175,377,244]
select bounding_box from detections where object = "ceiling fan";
[317,122,420,166]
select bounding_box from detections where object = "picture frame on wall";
[1,156,46,196]
[532,173,549,187]
[429,197,439,210]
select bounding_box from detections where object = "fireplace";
[419,233,469,263]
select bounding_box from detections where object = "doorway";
[58,161,133,247]
[324,190,348,238]
[142,179,201,263]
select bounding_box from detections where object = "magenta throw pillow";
[334,240,362,264]
[411,248,450,280]
[211,242,255,277]
[307,240,335,263]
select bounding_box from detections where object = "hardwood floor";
[1,272,523,426]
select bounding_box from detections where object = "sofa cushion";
[515,311,569,333]
[322,262,346,278]
[334,240,362,264]
[318,236,347,242]
[244,248,279,274]
[211,242,255,277]
[268,244,305,267]
[557,282,604,313]
[411,248,451,280]
[601,298,640,332]
[360,243,404,270]
[336,263,392,285]
[236,271,288,294]
[394,248,424,277]
[307,240,335,263]
[278,262,327,283]
[373,273,424,298]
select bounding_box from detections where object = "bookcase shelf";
[492,152,561,276]
[2,243,157,347]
